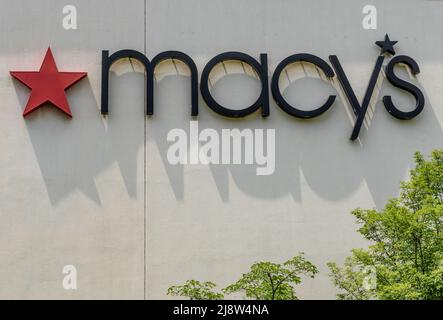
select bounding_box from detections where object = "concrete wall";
[0,0,442,299]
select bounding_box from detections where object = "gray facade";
[0,0,442,299]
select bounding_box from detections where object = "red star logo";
[10,47,87,117]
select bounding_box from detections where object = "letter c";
[271,53,336,118]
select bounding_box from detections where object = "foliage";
[328,254,375,300]
[223,254,318,300]
[168,254,318,300]
[167,280,224,300]
[328,150,443,300]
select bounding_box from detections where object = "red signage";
[10,47,87,117]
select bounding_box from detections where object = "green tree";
[224,254,318,300]
[167,280,224,300]
[328,150,443,300]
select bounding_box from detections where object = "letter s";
[383,55,425,120]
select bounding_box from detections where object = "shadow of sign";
[11,57,443,209]
[12,60,145,206]
[150,59,443,209]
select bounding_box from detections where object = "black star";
[375,34,398,55]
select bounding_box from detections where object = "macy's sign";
[11,34,424,141]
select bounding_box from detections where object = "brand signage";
[11,34,424,140]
